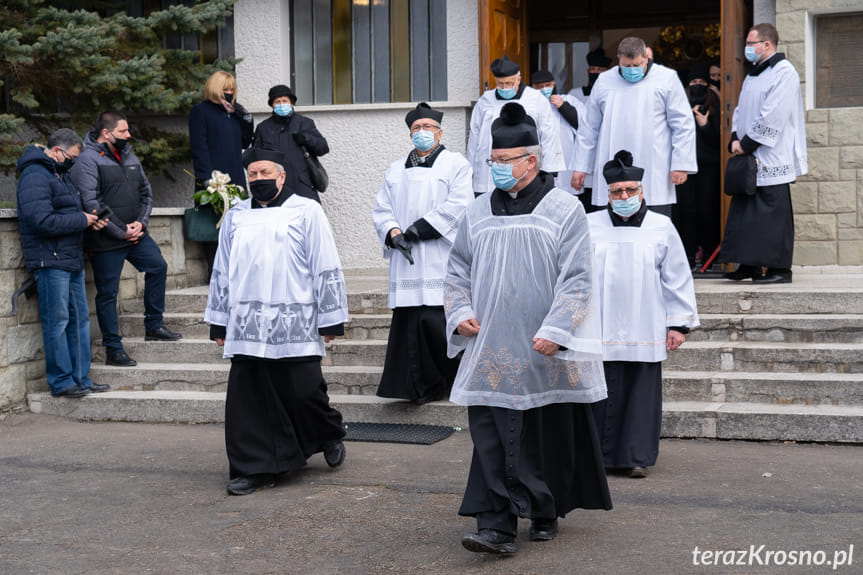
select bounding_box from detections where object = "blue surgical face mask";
[744,46,760,64]
[611,194,642,217]
[621,65,645,83]
[273,103,293,117]
[491,158,527,191]
[411,129,437,152]
[497,86,517,100]
[539,87,554,99]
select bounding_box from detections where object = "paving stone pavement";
[0,413,861,574]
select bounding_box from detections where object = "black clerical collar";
[490,171,555,216]
[749,52,785,76]
[405,144,446,169]
[606,200,649,227]
[495,82,527,100]
[252,185,294,209]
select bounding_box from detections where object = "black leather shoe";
[723,264,761,281]
[86,382,111,393]
[461,529,517,554]
[54,385,91,398]
[628,466,648,478]
[752,271,792,284]
[323,440,346,468]
[226,474,276,496]
[529,518,559,541]
[106,351,137,367]
[145,326,183,341]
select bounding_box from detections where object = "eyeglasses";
[496,80,519,89]
[745,39,767,46]
[410,123,440,133]
[608,185,642,198]
[485,153,530,167]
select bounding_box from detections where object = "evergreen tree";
[0,0,235,175]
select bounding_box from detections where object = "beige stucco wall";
[776,1,863,265]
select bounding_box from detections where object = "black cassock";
[225,357,345,478]
[376,306,460,403]
[592,361,663,469]
[460,404,612,536]
[718,183,794,269]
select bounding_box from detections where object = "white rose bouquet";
[192,170,247,228]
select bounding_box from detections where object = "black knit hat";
[242,147,286,169]
[490,55,520,77]
[530,70,555,84]
[688,62,710,83]
[404,102,444,128]
[586,47,612,68]
[491,103,538,149]
[267,84,296,106]
[602,150,644,184]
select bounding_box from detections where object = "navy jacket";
[253,113,329,202]
[16,145,89,272]
[70,132,153,253]
[189,100,254,189]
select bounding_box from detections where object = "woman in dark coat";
[189,71,254,276]
[253,84,329,203]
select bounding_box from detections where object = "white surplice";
[588,209,699,362]
[552,94,587,195]
[575,64,697,206]
[466,87,565,195]
[372,148,474,308]
[204,195,348,359]
[444,189,606,410]
[732,57,807,186]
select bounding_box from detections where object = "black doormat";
[343,422,455,445]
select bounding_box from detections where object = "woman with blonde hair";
[189,70,254,274]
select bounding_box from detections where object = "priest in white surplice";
[446,102,610,556]
[466,55,564,196]
[372,103,473,404]
[205,148,349,496]
[588,150,699,479]
[572,37,697,216]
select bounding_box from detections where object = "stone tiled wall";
[0,209,208,411]
[777,1,863,265]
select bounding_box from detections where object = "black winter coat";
[189,99,254,189]
[253,113,329,202]
[16,145,88,272]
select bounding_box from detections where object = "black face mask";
[587,72,599,87]
[709,78,720,89]
[688,84,708,105]
[60,156,76,171]
[223,92,234,102]
[249,179,281,203]
[110,134,129,152]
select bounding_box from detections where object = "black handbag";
[302,146,329,193]
[724,154,758,197]
[183,202,220,242]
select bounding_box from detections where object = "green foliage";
[0,0,235,175]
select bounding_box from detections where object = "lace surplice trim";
[392,277,445,291]
[751,121,780,140]
[472,346,530,393]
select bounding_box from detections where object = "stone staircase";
[28,271,863,443]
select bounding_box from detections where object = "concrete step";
[665,341,863,373]
[322,340,388,367]
[27,391,863,443]
[693,280,863,314]
[690,314,863,343]
[662,401,863,443]
[662,371,863,405]
[92,338,224,364]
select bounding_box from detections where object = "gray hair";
[617,37,647,59]
[47,128,83,151]
[524,145,543,170]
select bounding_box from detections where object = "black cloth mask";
[249,179,281,203]
[688,84,707,105]
[111,135,129,152]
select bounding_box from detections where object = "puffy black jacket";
[70,132,153,252]
[16,145,89,272]
[253,113,329,202]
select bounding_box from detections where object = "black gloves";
[402,224,420,243]
[390,233,414,265]
[293,132,307,146]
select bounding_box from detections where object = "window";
[290,0,447,105]
[530,41,590,94]
[815,12,863,108]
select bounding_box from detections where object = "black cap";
[404,102,443,128]
[586,47,612,68]
[491,103,538,149]
[267,84,296,106]
[490,55,520,77]
[688,62,710,83]
[242,147,286,169]
[602,150,644,184]
[530,70,555,84]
